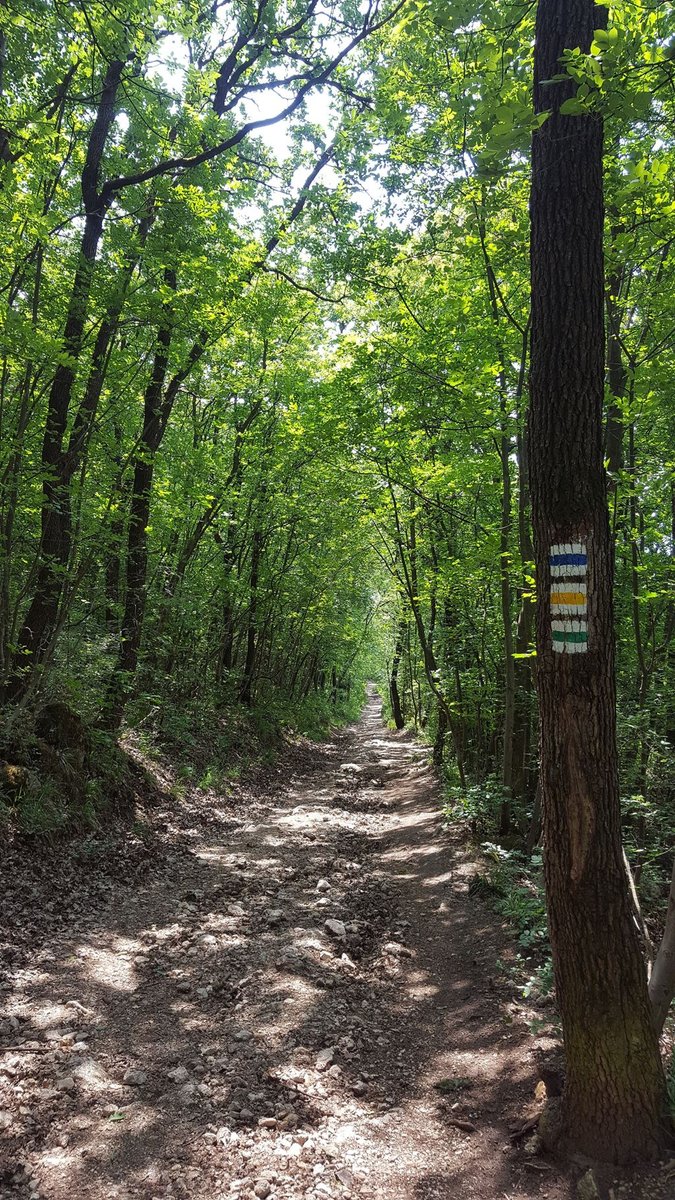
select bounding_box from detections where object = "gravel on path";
[2,692,671,1200]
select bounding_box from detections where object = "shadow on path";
[1,692,574,1200]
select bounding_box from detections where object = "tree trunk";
[498,410,515,836]
[512,419,536,809]
[649,857,675,1034]
[239,525,263,707]
[101,272,176,728]
[7,59,124,695]
[605,269,626,478]
[529,0,668,1163]
[475,196,520,834]
[101,304,209,726]
[389,618,406,729]
[216,521,239,684]
[433,706,447,768]
[0,245,44,681]
[385,471,455,742]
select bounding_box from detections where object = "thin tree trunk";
[239,525,263,707]
[386,470,454,735]
[433,707,447,768]
[101,270,177,727]
[512,391,536,809]
[626,417,654,794]
[649,857,675,1033]
[475,197,519,834]
[389,618,406,729]
[605,271,626,477]
[498,407,515,835]
[0,246,44,679]
[217,522,239,683]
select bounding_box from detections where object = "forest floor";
[1,692,674,1200]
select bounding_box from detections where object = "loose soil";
[1,693,673,1200]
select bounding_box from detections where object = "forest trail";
[1,693,572,1200]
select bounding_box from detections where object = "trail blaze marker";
[550,541,588,653]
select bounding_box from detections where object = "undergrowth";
[127,683,364,782]
[472,842,555,1006]
[0,707,141,837]
[1,681,365,836]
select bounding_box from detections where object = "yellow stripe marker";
[551,591,586,606]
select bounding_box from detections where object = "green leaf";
[559,98,586,116]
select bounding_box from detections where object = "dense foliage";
[0,1,672,892]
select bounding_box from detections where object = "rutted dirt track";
[2,693,576,1199]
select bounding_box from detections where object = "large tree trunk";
[529,0,668,1164]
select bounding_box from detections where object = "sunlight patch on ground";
[36,1148,77,1174]
[36,1101,160,1195]
[195,913,248,935]
[71,1056,118,1094]
[384,811,437,831]
[193,845,230,864]
[274,807,341,830]
[138,921,181,944]
[72,937,142,992]
[21,999,96,1031]
[408,982,439,1000]
[421,869,455,888]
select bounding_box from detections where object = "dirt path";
[1,694,578,1199]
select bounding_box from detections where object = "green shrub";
[444,775,510,831]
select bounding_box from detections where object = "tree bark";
[512,408,536,810]
[475,196,520,834]
[101,270,177,727]
[498,406,515,835]
[529,0,668,1163]
[239,524,263,707]
[605,267,626,477]
[215,519,239,684]
[649,856,675,1034]
[389,618,406,729]
[7,59,124,695]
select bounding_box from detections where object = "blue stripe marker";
[549,553,587,567]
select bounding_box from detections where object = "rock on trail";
[0,691,580,1200]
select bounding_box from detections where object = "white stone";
[315,1047,335,1072]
